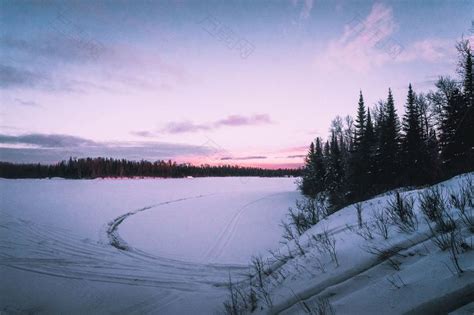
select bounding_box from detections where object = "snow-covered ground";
[2,174,473,315]
[245,173,474,315]
[0,177,299,314]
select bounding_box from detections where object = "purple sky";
[1,0,472,168]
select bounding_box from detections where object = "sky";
[0,0,472,168]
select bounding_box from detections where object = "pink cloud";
[397,38,454,62]
[315,3,456,73]
[153,114,274,135]
[162,121,212,134]
[215,114,273,126]
[314,3,398,73]
[220,155,268,161]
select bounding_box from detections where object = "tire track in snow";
[106,194,209,251]
[102,194,247,274]
[0,211,244,292]
[0,193,254,296]
[203,192,284,263]
[0,188,296,314]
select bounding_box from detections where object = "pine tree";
[314,138,326,193]
[300,139,326,197]
[462,45,473,108]
[353,91,366,150]
[300,142,317,197]
[462,47,474,171]
[439,88,469,173]
[364,109,375,147]
[377,88,401,189]
[364,108,376,189]
[326,132,345,210]
[348,92,373,201]
[401,84,426,184]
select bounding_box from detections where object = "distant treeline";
[0,157,302,179]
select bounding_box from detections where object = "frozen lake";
[0,177,299,314]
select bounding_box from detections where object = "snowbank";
[242,173,474,315]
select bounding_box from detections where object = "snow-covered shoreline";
[231,173,474,315]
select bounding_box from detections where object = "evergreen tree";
[303,142,316,191]
[461,43,473,108]
[401,84,426,184]
[462,46,474,171]
[439,88,469,173]
[364,109,375,147]
[353,91,366,150]
[326,132,345,210]
[314,138,326,192]
[323,140,330,165]
[377,88,401,189]
[300,140,325,197]
[348,92,372,201]
[364,108,377,190]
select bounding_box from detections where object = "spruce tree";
[365,109,375,147]
[326,132,345,210]
[462,46,473,108]
[401,84,429,184]
[300,142,317,197]
[348,92,372,201]
[314,138,326,193]
[300,139,326,197]
[364,108,376,190]
[353,91,366,150]
[462,48,474,171]
[377,88,401,189]
[439,88,468,173]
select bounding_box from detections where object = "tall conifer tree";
[378,88,401,189]
[401,84,427,184]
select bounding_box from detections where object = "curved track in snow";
[0,189,296,314]
[106,194,209,252]
[0,198,250,294]
[1,192,288,294]
[203,192,284,262]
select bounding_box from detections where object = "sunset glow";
[1,1,471,167]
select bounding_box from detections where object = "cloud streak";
[131,114,274,136]
[220,155,267,161]
[0,64,47,88]
[162,121,213,134]
[215,114,272,126]
[0,133,215,163]
[162,114,274,134]
[0,133,97,148]
[14,98,41,107]
[286,154,306,158]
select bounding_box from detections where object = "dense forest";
[300,39,474,211]
[0,157,301,179]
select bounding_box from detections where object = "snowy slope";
[0,177,299,314]
[243,173,474,315]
